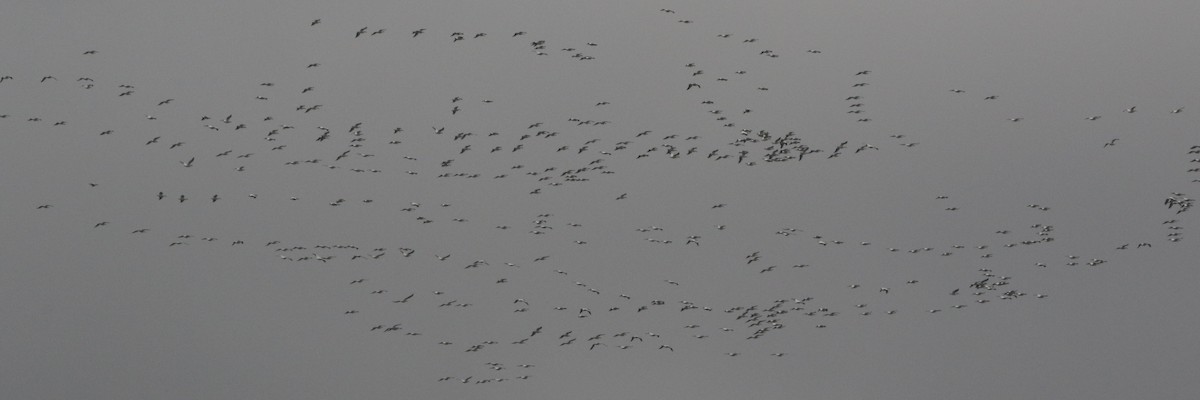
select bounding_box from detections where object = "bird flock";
[5,3,1197,391]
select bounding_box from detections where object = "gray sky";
[2,1,1199,399]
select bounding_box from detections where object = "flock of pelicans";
[8,6,1196,387]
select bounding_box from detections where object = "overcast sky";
[2,1,1199,399]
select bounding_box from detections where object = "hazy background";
[2,1,1199,399]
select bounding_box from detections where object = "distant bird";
[311,19,320,26]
